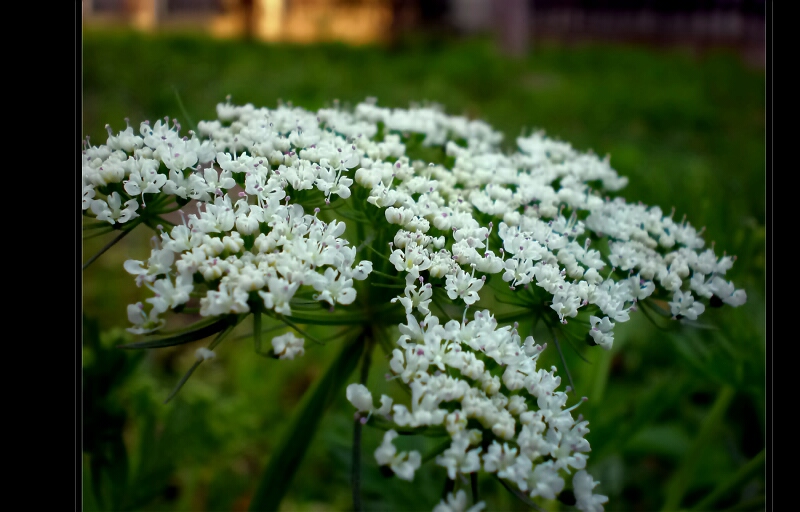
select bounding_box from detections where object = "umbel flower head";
[82,96,746,511]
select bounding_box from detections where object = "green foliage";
[82,29,765,511]
[249,331,364,511]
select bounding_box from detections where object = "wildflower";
[270,332,305,360]
[374,430,421,481]
[90,191,139,225]
[573,469,609,512]
[669,289,706,320]
[83,97,751,512]
[433,490,486,512]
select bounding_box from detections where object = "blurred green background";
[81,13,766,512]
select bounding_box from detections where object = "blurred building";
[82,0,765,64]
[82,0,396,44]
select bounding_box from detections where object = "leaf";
[661,385,736,512]
[118,314,240,350]
[124,414,176,511]
[689,448,765,511]
[248,332,366,511]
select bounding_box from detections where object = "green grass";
[82,28,766,512]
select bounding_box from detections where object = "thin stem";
[82,220,114,231]
[277,316,329,345]
[144,215,176,231]
[431,293,456,323]
[493,309,533,324]
[82,227,134,270]
[351,414,363,512]
[496,476,546,511]
[557,326,592,364]
[550,329,576,394]
[470,472,479,505]
[492,296,530,309]
[661,385,736,512]
[172,85,197,132]
[352,329,373,512]
[162,360,201,404]
[689,448,765,511]
[369,269,403,281]
[639,300,673,331]
[421,439,452,464]
[365,243,394,264]
[253,310,262,353]
[726,493,765,511]
[442,477,455,500]
[83,228,116,240]
[248,331,365,512]
[370,282,405,289]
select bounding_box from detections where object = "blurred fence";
[82,0,765,64]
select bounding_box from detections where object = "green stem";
[172,85,197,132]
[688,448,765,511]
[352,330,373,512]
[588,345,613,410]
[639,300,673,331]
[369,269,402,281]
[253,310,262,353]
[248,331,365,511]
[282,312,376,326]
[275,315,329,345]
[549,329,576,394]
[82,225,135,270]
[421,439,452,464]
[370,282,405,289]
[82,220,114,231]
[496,475,545,511]
[661,385,736,512]
[83,227,116,240]
[493,309,533,324]
[726,493,765,511]
[442,477,455,500]
[163,318,239,404]
[365,244,394,264]
[162,360,202,404]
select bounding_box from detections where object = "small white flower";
[527,460,564,500]
[195,347,216,362]
[435,435,482,480]
[90,192,140,225]
[346,384,375,412]
[588,315,615,350]
[145,272,194,314]
[573,470,608,512]
[125,302,165,334]
[669,289,705,320]
[445,267,485,306]
[374,430,421,482]
[311,268,356,306]
[82,185,95,210]
[708,276,747,307]
[432,490,486,512]
[271,332,305,360]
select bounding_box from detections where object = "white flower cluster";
[349,310,607,510]
[83,96,746,510]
